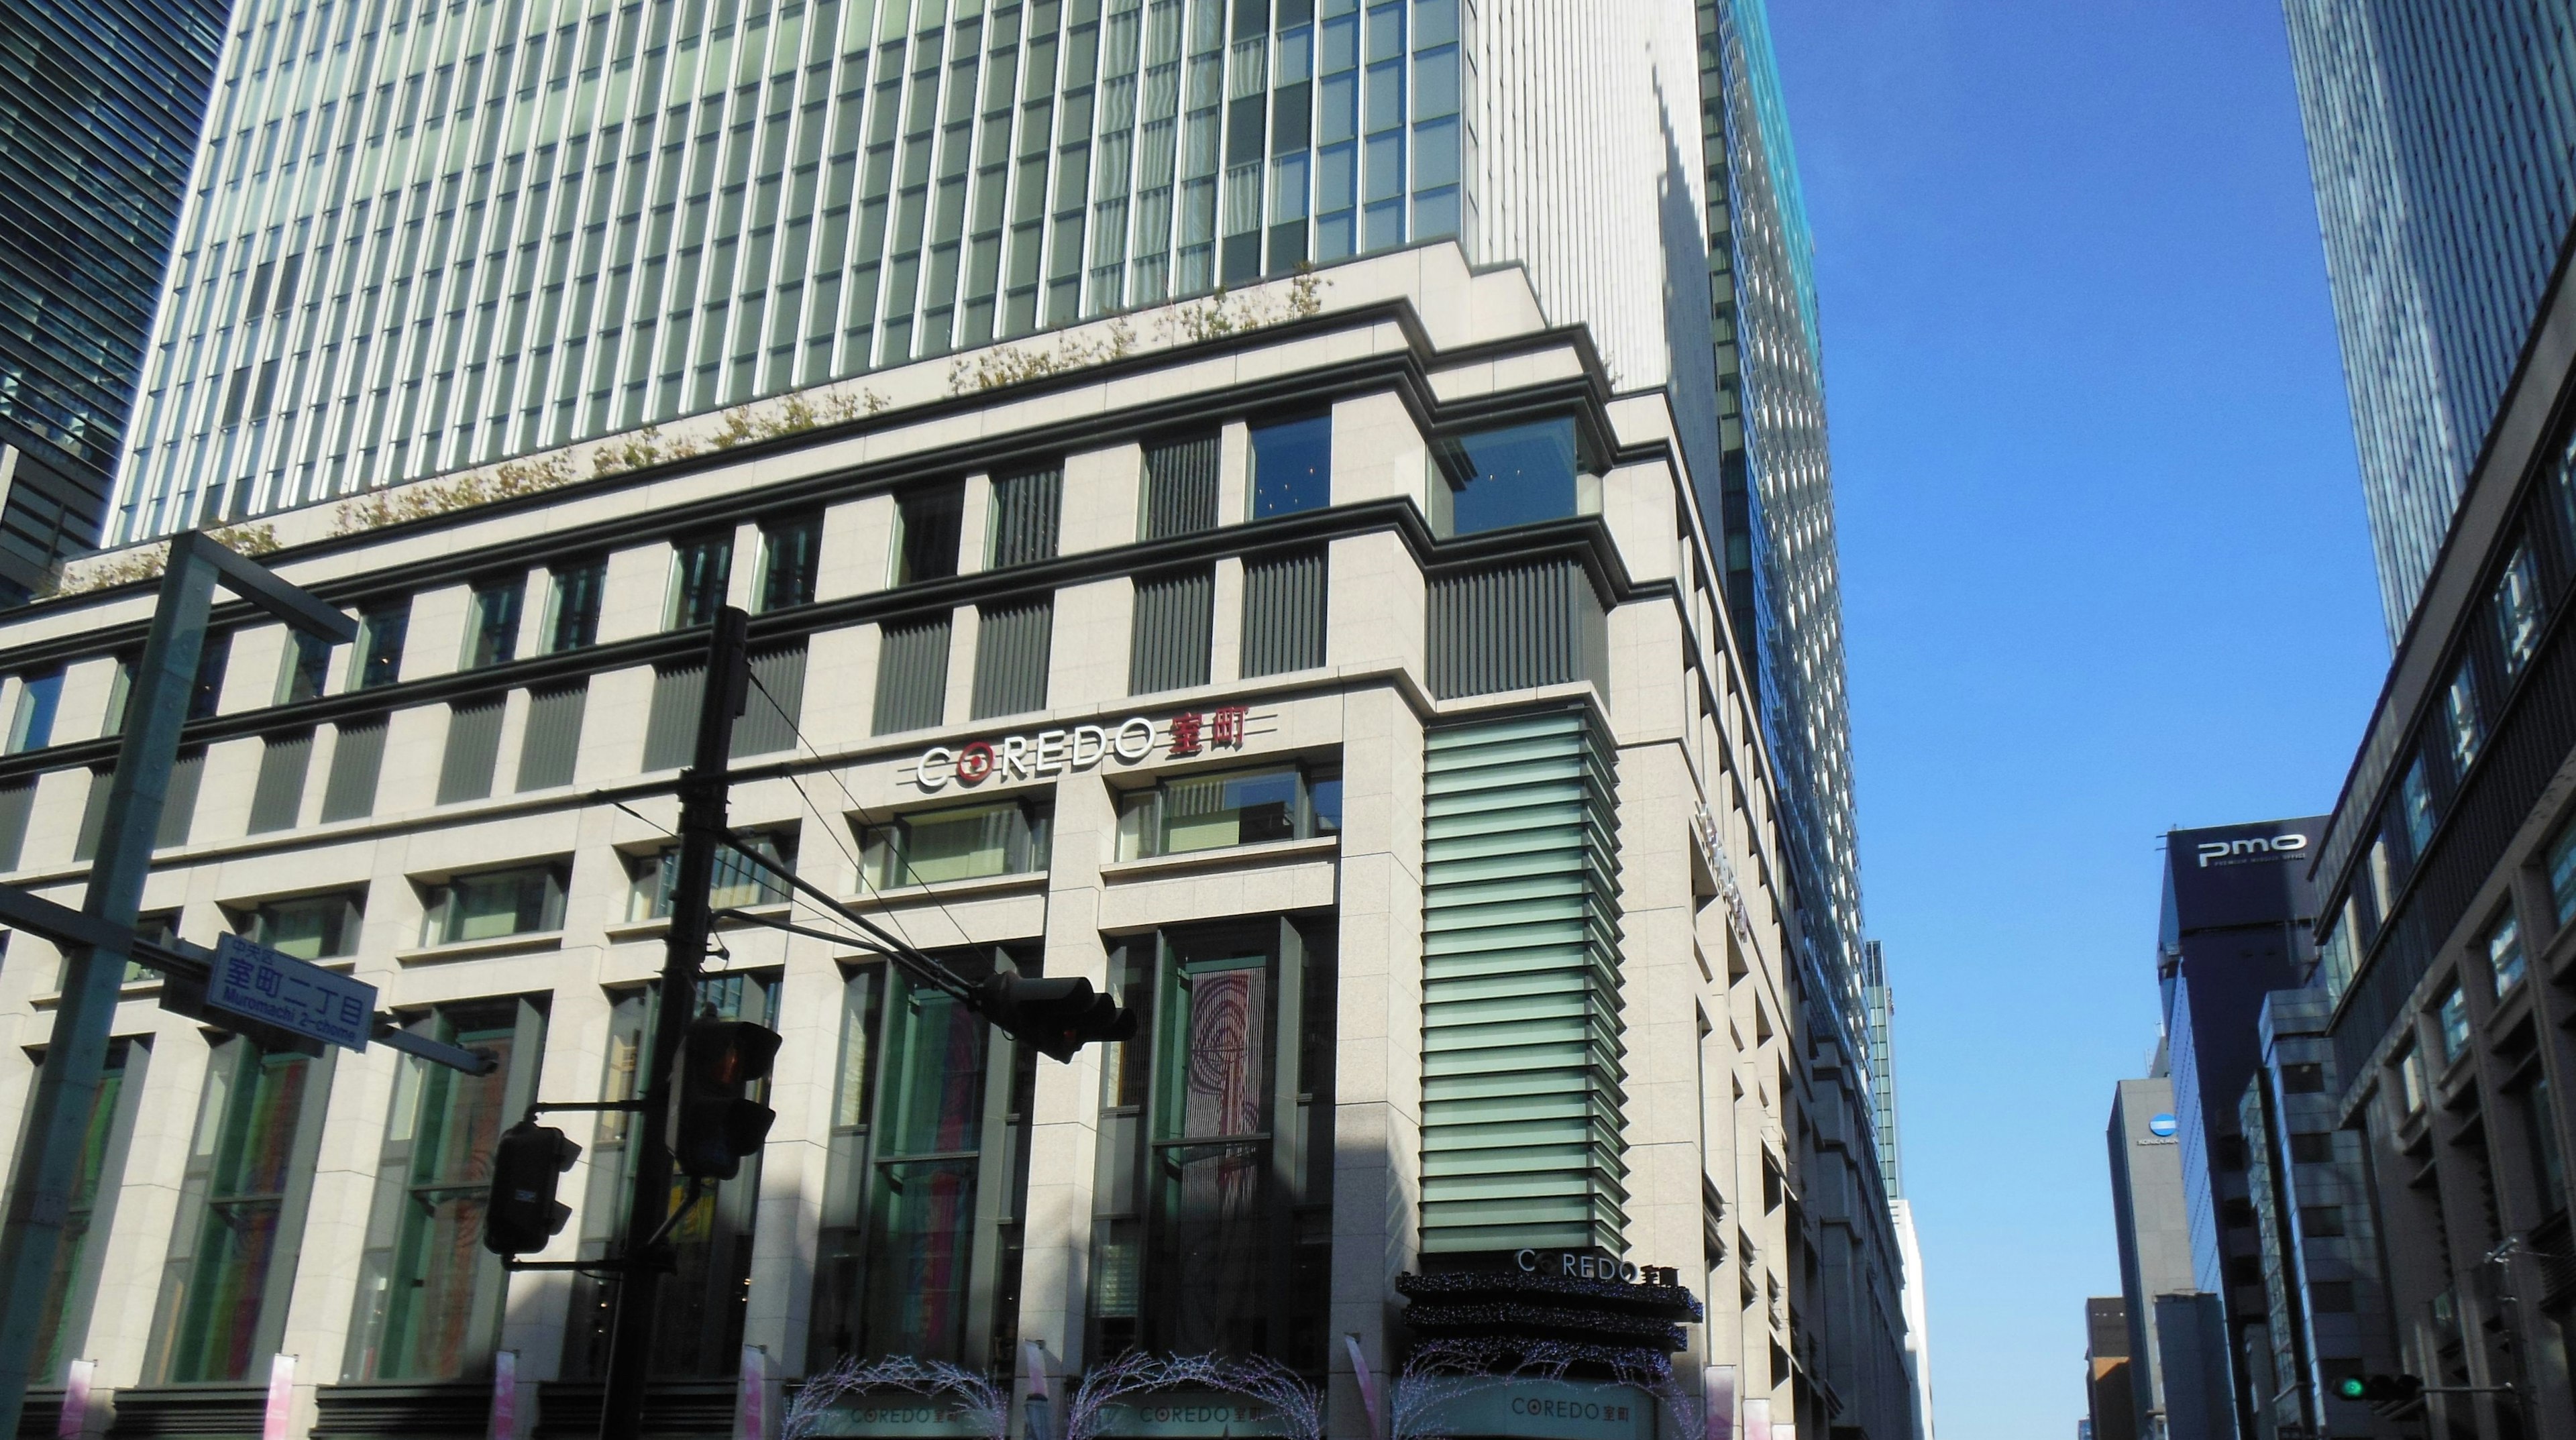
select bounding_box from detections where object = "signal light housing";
[484,1119,582,1256]
[672,1017,782,1179]
[975,972,1138,1062]
[2332,1374,2424,1410]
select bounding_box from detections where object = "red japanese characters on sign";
[910,708,1261,789]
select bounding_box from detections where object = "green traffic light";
[2333,1377,2369,1401]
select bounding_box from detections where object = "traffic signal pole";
[0,535,352,1435]
[595,606,749,1440]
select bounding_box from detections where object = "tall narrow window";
[1141,434,1218,539]
[2526,1074,2567,1213]
[567,976,780,1379]
[2398,755,2434,859]
[972,600,1053,718]
[756,513,823,612]
[987,467,1064,567]
[895,483,966,584]
[247,730,315,832]
[2495,543,2543,680]
[345,1000,546,1381]
[322,718,388,822]
[2436,985,2471,1066]
[1241,547,1326,676]
[1249,414,1330,517]
[150,1039,334,1383]
[735,644,812,758]
[874,617,954,734]
[437,698,507,804]
[354,600,410,690]
[545,557,607,653]
[2443,658,2483,776]
[277,632,331,704]
[669,532,735,628]
[517,683,589,791]
[1130,565,1214,693]
[28,1039,148,1385]
[810,951,1038,1370]
[462,577,525,668]
[190,630,234,717]
[2489,912,2528,998]
[101,653,137,736]
[8,669,63,753]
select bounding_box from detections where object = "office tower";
[0,0,229,602]
[2157,817,2326,1440]
[2280,5,2576,1435]
[2281,2,2576,638]
[1865,938,1937,1440]
[2088,1297,2137,1440]
[2109,1075,2231,1440]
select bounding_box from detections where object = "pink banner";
[1703,1366,1734,1440]
[735,1345,767,1440]
[1743,1396,1770,1440]
[262,1355,297,1440]
[56,1359,92,1439]
[488,1350,518,1440]
[1344,1336,1382,1440]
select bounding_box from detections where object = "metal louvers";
[517,683,589,792]
[0,779,30,870]
[156,750,204,850]
[248,730,315,833]
[1130,565,1215,694]
[72,769,110,863]
[1241,547,1328,678]
[989,467,1065,567]
[437,700,506,804]
[874,617,954,735]
[973,601,1055,719]
[643,663,708,771]
[1143,435,1221,539]
[735,645,811,758]
[321,718,388,823]
[1428,557,1610,700]
[1419,706,1628,1254]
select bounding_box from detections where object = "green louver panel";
[1419,706,1626,1254]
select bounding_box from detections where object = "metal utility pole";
[0,534,354,1433]
[595,606,749,1439]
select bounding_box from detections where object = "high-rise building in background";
[2281,1,2576,639]
[0,1,1914,1437]
[2086,1296,2137,1440]
[2108,1074,2231,1440]
[1864,938,1937,1440]
[2156,817,2325,1440]
[2283,5,2576,1436]
[0,0,229,602]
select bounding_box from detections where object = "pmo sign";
[2194,832,2309,868]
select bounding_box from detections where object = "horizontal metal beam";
[178,531,356,643]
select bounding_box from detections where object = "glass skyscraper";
[2282,0,2576,639]
[0,0,228,600]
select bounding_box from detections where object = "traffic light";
[975,972,1138,1062]
[672,1017,782,1179]
[484,1120,581,1256]
[2331,1374,2424,1410]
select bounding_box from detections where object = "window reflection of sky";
[1444,417,1580,535]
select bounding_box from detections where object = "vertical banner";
[735,1345,769,1440]
[1743,1396,1770,1440]
[261,1354,297,1440]
[1344,1335,1383,1440]
[488,1349,519,1440]
[56,1359,93,1439]
[1022,1340,1055,1440]
[1703,1366,1735,1440]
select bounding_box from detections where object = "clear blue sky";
[1763,1,2390,1435]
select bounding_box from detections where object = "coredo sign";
[908,706,1262,791]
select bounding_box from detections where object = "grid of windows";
[111,0,1468,543]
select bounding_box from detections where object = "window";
[2282,1062,2326,1095]
[1432,416,1588,536]
[2310,1281,2357,1313]
[2220,1197,2255,1227]
[8,669,62,753]
[2436,985,2471,1066]
[2443,658,2483,774]
[2552,816,2576,927]
[237,893,364,964]
[2398,1045,2428,1117]
[1087,920,1334,1364]
[1141,434,1220,539]
[419,865,568,946]
[987,466,1063,567]
[2289,1131,2335,1164]
[1241,547,1326,677]
[2494,544,2543,679]
[629,831,796,921]
[2489,911,2528,998]
[151,1038,331,1384]
[462,577,524,669]
[517,683,588,792]
[2399,755,2434,857]
[2299,1205,2347,1238]
[2319,910,2356,1005]
[437,698,506,804]
[2527,1075,2567,1213]
[354,600,409,689]
[190,630,233,717]
[668,532,734,628]
[873,617,953,735]
[894,482,965,584]
[1130,565,1214,694]
[810,952,1037,1369]
[2225,1256,2263,1287]
[755,512,821,612]
[1249,414,1330,517]
[346,1000,545,1381]
[25,1038,146,1382]
[860,800,1052,888]
[321,718,388,822]
[971,600,1053,718]
[1114,763,1342,860]
[2214,1134,2249,1171]
[545,557,606,653]
[246,731,314,833]
[278,631,331,704]
[101,653,137,736]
